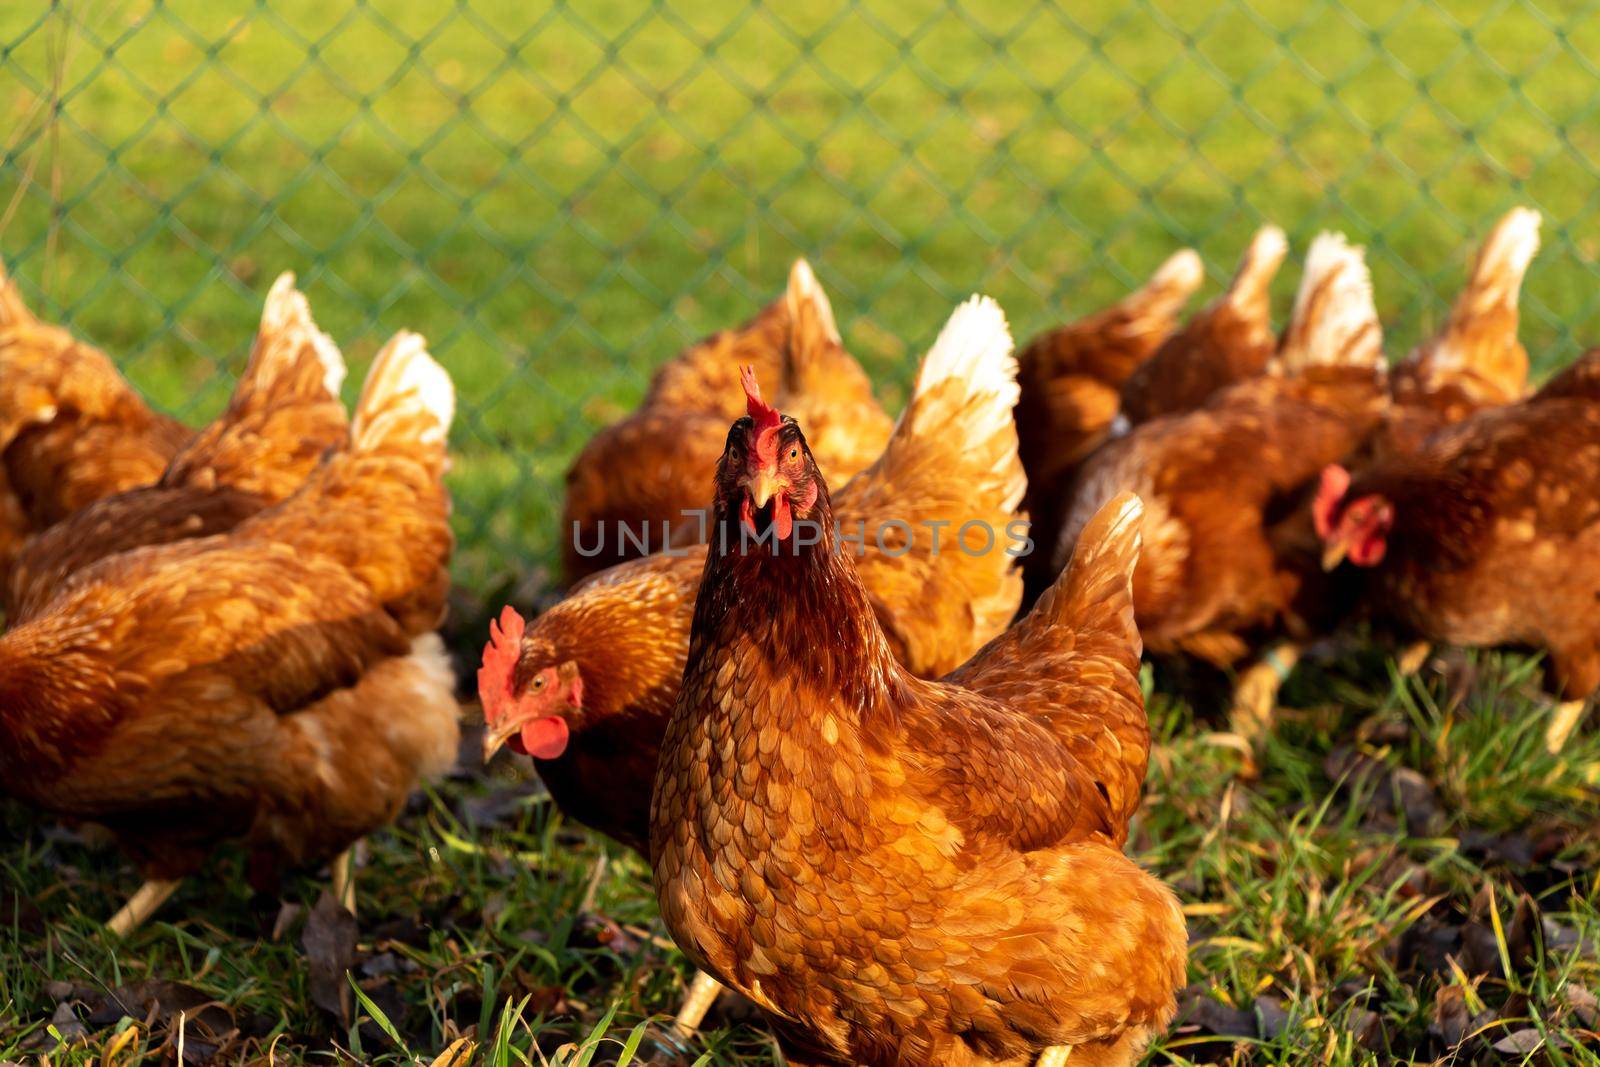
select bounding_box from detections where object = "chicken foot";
[1228,642,1301,745]
[1396,641,1432,676]
[1546,700,1587,754]
[672,969,725,1036]
[331,846,357,916]
[105,878,182,937]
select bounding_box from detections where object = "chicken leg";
[105,878,181,937]
[1396,640,1432,676]
[672,969,724,1036]
[331,847,357,916]
[1546,700,1587,754]
[1228,642,1301,743]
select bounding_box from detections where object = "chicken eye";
[531,675,546,691]
[787,446,799,461]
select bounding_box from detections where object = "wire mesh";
[4,0,1599,601]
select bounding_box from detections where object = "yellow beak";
[481,718,521,763]
[1321,541,1348,572]
[746,469,783,508]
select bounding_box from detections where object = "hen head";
[478,606,584,762]
[717,366,825,545]
[1314,464,1394,569]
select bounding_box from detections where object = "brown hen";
[561,260,890,583]
[5,273,348,620]
[1318,346,1600,752]
[650,376,1183,1065]
[1057,233,1387,670]
[0,259,190,572]
[0,331,458,932]
[481,295,1025,855]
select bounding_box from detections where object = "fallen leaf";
[82,980,233,1036]
[359,952,404,979]
[1460,830,1537,868]
[1492,1028,1546,1054]
[1431,985,1471,1048]
[370,916,424,946]
[1399,918,1462,974]
[1176,985,1255,1039]
[46,1001,87,1045]
[301,892,357,1025]
[1563,983,1599,1027]
[1254,994,1289,1039]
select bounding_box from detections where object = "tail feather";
[1458,206,1540,322]
[237,273,346,409]
[1279,232,1383,374]
[237,331,454,633]
[1030,491,1144,659]
[784,258,841,349]
[1118,248,1204,331]
[1222,225,1288,310]
[781,258,853,396]
[905,294,1021,462]
[833,295,1025,675]
[351,331,454,468]
[158,274,348,499]
[1413,207,1540,401]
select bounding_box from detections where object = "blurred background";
[5,0,1599,602]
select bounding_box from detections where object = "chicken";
[0,331,458,933]
[1116,225,1287,426]
[483,296,1025,1035]
[648,370,1185,1064]
[1014,248,1202,557]
[1377,207,1540,459]
[0,258,190,572]
[482,295,1024,853]
[1316,346,1600,753]
[1057,234,1385,662]
[5,273,348,620]
[1056,235,1386,740]
[561,260,891,583]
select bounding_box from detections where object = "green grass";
[3,3,1600,1064]
[5,0,1600,597]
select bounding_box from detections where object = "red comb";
[478,604,526,722]
[741,365,782,433]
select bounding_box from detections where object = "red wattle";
[522,716,571,760]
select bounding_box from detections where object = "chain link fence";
[4,0,1599,605]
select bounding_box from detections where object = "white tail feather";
[914,295,1017,403]
[1463,206,1541,313]
[1281,232,1382,372]
[1149,248,1204,296]
[353,331,454,452]
[1223,225,1288,306]
[254,272,346,398]
[895,294,1024,514]
[785,258,841,345]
